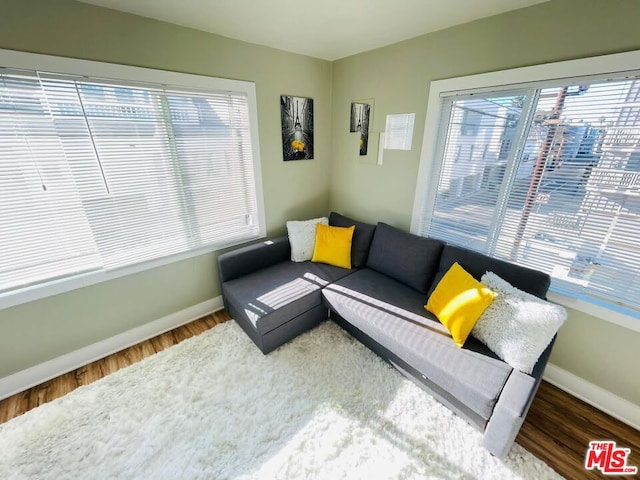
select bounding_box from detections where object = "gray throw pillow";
[427,244,551,300]
[366,222,444,293]
[329,212,376,268]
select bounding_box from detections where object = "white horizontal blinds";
[70,80,189,268]
[496,79,640,310]
[165,90,259,246]
[427,92,526,252]
[0,71,100,293]
[426,76,640,313]
[1,66,261,294]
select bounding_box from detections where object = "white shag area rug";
[0,321,564,480]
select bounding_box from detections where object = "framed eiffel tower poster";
[280,95,314,161]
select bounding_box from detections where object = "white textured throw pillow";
[472,272,567,374]
[286,217,328,262]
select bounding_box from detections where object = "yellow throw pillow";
[425,262,495,347]
[311,224,355,269]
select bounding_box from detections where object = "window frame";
[412,49,640,333]
[0,48,266,310]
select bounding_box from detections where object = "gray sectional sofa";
[217,212,555,458]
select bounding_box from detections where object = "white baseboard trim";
[544,363,640,431]
[0,296,223,401]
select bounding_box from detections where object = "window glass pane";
[167,92,259,246]
[499,81,640,310]
[425,77,640,314]
[0,73,101,292]
[429,93,525,251]
[74,82,188,267]
[0,65,262,299]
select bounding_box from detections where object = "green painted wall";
[330,0,640,405]
[0,0,332,377]
[0,0,638,411]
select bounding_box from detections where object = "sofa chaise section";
[322,268,513,423]
[322,266,554,458]
[218,236,353,354]
[321,223,555,458]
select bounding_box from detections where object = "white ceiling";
[78,0,550,61]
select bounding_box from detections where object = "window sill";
[546,290,640,334]
[0,234,264,311]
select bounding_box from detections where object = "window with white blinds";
[416,70,640,317]
[0,55,264,302]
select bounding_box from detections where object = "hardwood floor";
[0,311,230,425]
[519,382,639,479]
[1,310,638,479]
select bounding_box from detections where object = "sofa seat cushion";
[322,268,513,420]
[222,260,353,335]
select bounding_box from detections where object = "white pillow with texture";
[286,217,328,262]
[472,272,567,374]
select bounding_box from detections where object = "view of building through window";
[427,76,640,313]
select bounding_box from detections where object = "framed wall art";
[350,100,372,156]
[280,95,314,161]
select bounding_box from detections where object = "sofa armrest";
[481,337,555,458]
[217,236,290,283]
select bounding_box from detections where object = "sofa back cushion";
[366,222,444,293]
[329,212,376,268]
[428,244,551,299]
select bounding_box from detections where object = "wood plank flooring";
[1,309,638,479]
[519,381,640,479]
[0,311,230,425]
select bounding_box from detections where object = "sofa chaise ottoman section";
[219,237,353,354]
[322,268,512,423]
